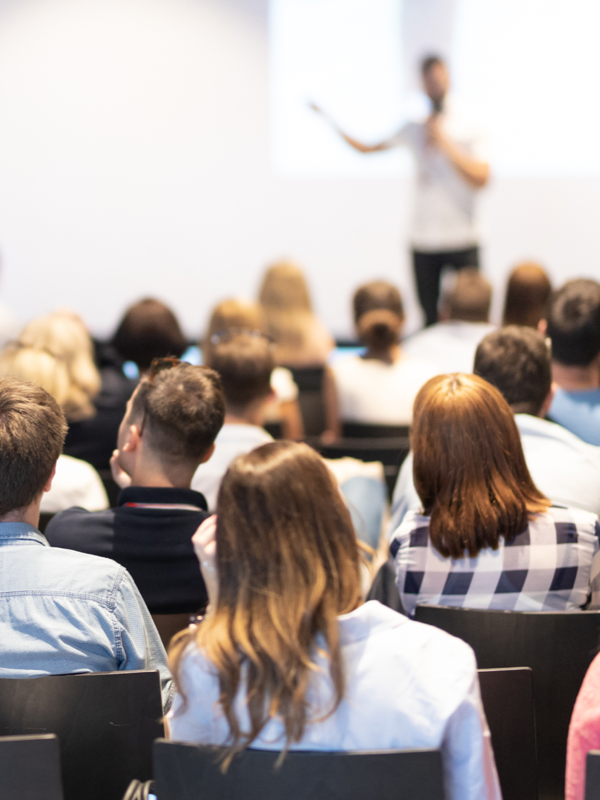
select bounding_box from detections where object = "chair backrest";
[586,751,600,800]
[287,366,326,437]
[0,734,64,800]
[415,605,600,800]
[0,670,164,800]
[152,613,192,649]
[319,437,410,501]
[153,740,444,800]
[342,422,410,439]
[477,668,537,800]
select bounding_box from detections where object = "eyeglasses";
[138,357,183,437]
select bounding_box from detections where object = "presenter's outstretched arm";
[426,115,489,189]
[309,103,397,153]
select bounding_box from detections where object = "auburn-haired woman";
[325,281,436,436]
[391,374,600,618]
[502,261,552,329]
[168,441,501,800]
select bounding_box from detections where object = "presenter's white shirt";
[331,354,438,425]
[393,99,488,252]
[192,424,273,511]
[168,601,501,800]
[41,454,109,514]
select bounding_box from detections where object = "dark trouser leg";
[412,246,480,326]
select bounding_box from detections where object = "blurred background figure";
[204,297,303,439]
[502,261,552,329]
[258,261,334,367]
[0,325,108,512]
[402,268,494,374]
[325,280,436,436]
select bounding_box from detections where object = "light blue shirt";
[169,601,501,800]
[389,414,600,534]
[0,522,173,709]
[550,387,600,446]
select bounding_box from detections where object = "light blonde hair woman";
[258,261,334,367]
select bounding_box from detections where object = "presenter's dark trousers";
[412,245,480,327]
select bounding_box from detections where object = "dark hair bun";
[357,309,401,349]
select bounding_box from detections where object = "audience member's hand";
[110,449,132,489]
[193,515,218,607]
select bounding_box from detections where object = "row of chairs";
[0,665,540,800]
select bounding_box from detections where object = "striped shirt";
[391,505,600,618]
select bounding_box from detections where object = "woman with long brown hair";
[168,441,501,800]
[392,374,600,617]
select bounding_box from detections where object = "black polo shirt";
[45,486,209,615]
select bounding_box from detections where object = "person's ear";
[43,464,57,493]
[122,423,141,453]
[200,443,216,464]
[538,319,547,336]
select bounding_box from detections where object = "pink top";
[566,652,600,800]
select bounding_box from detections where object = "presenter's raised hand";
[193,514,219,606]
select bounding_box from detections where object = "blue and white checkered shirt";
[390,505,600,618]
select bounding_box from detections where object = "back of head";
[171,441,361,756]
[206,333,274,411]
[412,373,549,559]
[547,279,600,366]
[502,262,552,328]
[18,311,101,421]
[444,268,492,323]
[474,326,551,416]
[130,362,225,466]
[258,261,312,313]
[353,280,404,350]
[113,298,187,372]
[0,377,67,516]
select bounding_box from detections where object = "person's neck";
[129,457,193,490]
[225,401,266,428]
[363,344,401,365]
[0,501,42,528]
[552,361,600,392]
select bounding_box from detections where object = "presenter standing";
[312,56,490,326]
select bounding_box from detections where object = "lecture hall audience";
[502,261,552,328]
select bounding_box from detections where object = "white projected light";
[271,0,600,178]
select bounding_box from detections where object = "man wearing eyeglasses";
[46,360,225,627]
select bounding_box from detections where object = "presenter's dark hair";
[474,326,551,417]
[113,298,187,372]
[421,54,445,75]
[0,377,67,515]
[547,279,600,366]
[353,281,404,350]
[412,374,549,560]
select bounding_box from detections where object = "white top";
[168,601,501,800]
[41,454,109,514]
[402,320,495,376]
[393,99,489,252]
[330,354,438,425]
[191,424,273,511]
[389,413,600,535]
[270,366,298,403]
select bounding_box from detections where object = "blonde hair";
[1,311,101,421]
[203,298,266,362]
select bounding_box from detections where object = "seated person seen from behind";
[402,268,495,374]
[168,441,501,800]
[326,280,437,436]
[546,279,600,445]
[390,326,600,530]
[0,377,172,707]
[192,332,274,511]
[502,261,551,329]
[0,331,108,513]
[46,360,225,617]
[391,374,600,617]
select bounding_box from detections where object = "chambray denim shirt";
[0,522,173,710]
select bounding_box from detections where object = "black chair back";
[478,668,537,800]
[415,605,600,800]
[287,366,326,437]
[97,469,121,508]
[0,734,64,800]
[38,512,55,534]
[586,751,600,800]
[343,422,410,439]
[153,740,444,800]
[0,670,164,800]
[319,437,410,500]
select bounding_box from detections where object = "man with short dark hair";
[402,269,495,373]
[46,361,225,616]
[389,326,600,531]
[0,377,172,705]
[546,279,600,445]
[192,334,274,510]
